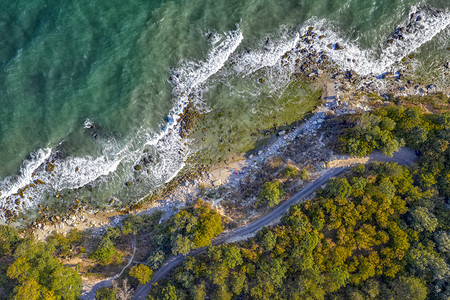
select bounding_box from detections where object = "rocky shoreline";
[13,10,450,241]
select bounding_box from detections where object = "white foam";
[0,26,245,222]
[1,6,448,222]
[83,119,94,129]
[304,6,450,76]
[231,30,300,76]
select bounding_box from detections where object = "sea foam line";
[0,27,244,223]
[305,6,450,76]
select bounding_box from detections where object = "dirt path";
[81,235,137,299]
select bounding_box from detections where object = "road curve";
[132,148,417,299]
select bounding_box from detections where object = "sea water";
[0,0,449,222]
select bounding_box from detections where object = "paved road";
[132,148,417,300]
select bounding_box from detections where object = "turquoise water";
[0,0,449,221]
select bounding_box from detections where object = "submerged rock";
[46,163,55,172]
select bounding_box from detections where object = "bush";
[300,168,309,180]
[7,240,82,299]
[130,264,153,284]
[90,238,121,265]
[0,225,19,256]
[259,181,282,207]
[282,166,299,178]
[95,286,117,300]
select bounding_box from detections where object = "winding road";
[132,148,417,299]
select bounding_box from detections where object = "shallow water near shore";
[0,0,449,222]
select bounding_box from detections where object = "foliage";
[259,181,282,207]
[281,166,299,178]
[168,199,223,255]
[47,229,85,258]
[0,224,20,256]
[130,264,153,285]
[90,236,122,265]
[6,239,82,299]
[150,162,449,299]
[95,286,117,300]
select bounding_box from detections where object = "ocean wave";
[303,6,450,76]
[0,26,244,223]
[1,5,448,222]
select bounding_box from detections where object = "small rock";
[46,163,55,172]
[277,130,286,136]
[257,150,263,156]
[333,43,343,50]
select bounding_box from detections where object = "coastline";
[25,14,450,241]
[11,22,446,296]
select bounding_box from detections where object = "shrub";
[300,168,309,180]
[259,181,282,207]
[0,225,19,256]
[282,166,299,178]
[130,264,153,285]
[90,238,121,265]
[95,286,117,300]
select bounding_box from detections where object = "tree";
[325,178,352,199]
[7,240,82,300]
[192,284,206,300]
[147,250,165,269]
[12,279,41,300]
[95,287,117,300]
[172,235,195,255]
[388,276,427,300]
[90,237,121,265]
[434,231,450,253]
[192,201,223,247]
[157,284,179,300]
[282,166,299,178]
[259,229,277,251]
[410,207,438,233]
[229,272,246,295]
[259,181,282,207]
[0,225,19,256]
[130,264,153,285]
[222,245,243,269]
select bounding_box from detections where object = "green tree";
[259,181,282,207]
[325,178,352,199]
[282,166,299,178]
[12,279,41,300]
[90,237,121,265]
[410,207,438,233]
[130,264,153,285]
[222,245,243,269]
[95,286,117,300]
[388,276,427,300]
[192,284,206,300]
[172,235,195,255]
[0,225,19,256]
[7,240,82,300]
